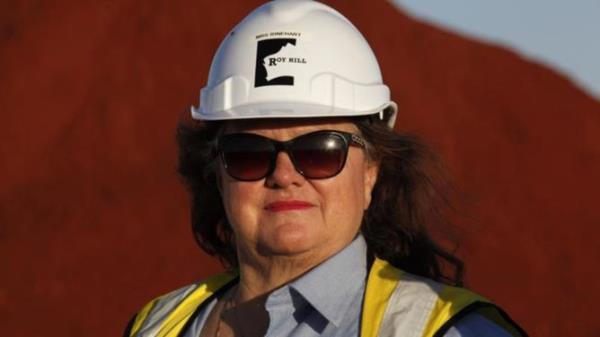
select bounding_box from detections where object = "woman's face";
[218,118,379,265]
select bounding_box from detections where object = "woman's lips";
[264,200,315,212]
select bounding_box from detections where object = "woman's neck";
[235,251,323,302]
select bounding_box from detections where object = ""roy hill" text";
[267,57,307,66]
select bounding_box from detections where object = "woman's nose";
[265,151,305,188]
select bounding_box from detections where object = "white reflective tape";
[378,273,443,337]
[134,284,198,337]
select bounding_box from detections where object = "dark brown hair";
[176,115,464,286]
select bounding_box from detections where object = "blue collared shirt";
[263,235,368,336]
[184,235,511,336]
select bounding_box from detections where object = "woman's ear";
[363,159,379,210]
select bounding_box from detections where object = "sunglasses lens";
[292,133,346,179]
[220,134,274,180]
[219,131,354,181]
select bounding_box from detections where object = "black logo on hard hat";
[255,38,296,87]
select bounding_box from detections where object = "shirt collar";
[288,234,368,327]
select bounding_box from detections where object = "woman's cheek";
[222,183,262,237]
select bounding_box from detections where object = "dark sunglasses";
[216,130,367,181]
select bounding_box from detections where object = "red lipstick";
[264,200,315,212]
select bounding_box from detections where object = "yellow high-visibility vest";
[127,258,525,337]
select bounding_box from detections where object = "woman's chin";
[257,223,319,257]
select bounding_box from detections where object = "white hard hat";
[191,0,397,128]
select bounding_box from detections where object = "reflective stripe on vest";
[130,271,238,337]
[361,258,487,337]
[129,259,494,337]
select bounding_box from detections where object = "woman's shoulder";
[135,272,230,314]
[370,259,527,336]
[124,271,238,337]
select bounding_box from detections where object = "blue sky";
[392,0,600,100]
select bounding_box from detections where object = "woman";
[125,1,526,336]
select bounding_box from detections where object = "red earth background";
[2,1,599,336]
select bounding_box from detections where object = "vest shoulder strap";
[128,271,238,337]
[362,258,524,337]
[422,281,487,337]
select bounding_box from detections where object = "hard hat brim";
[192,101,388,120]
